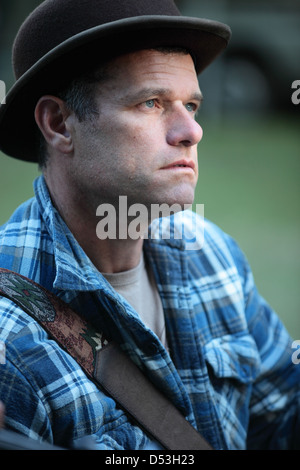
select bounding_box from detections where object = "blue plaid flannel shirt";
[0,175,299,450]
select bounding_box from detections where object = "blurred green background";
[194,116,300,338]
[0,0,299,337]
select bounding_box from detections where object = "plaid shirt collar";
[34,175,186,293]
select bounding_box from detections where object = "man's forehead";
[104,49,200,92]
[107,48,196,74]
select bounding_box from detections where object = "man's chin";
[146,194,195,220]
[159,190,195,210]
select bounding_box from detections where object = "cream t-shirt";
[102,255,168,349]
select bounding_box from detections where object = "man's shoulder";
[156,209,233,252]
[0,197,39,232]
[0,198,42,244]
[0,197,47,274]
[0,296,36,340]
[148,209,248,273]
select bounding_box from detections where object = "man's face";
[69,49,203,214]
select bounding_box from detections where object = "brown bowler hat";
[0,0,231,162]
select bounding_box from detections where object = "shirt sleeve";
[0,297,101,447]
[0,353,53,442]
[226,234,300,449]
[0,298,149,450]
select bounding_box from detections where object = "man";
[0,0,299,450]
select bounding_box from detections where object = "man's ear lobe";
[34,96,73,153]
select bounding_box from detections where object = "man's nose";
[166,108,203,147]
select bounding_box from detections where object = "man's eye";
[145,99,155,108]
[185,102,197,113]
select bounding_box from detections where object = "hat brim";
[0,16,231,162]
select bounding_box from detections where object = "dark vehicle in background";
[177,0,300,116]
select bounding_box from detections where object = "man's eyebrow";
[190,92,204,104]
[122,88,203,104]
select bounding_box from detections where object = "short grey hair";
[36,65,110,169]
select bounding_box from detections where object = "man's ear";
[34,96,74,154]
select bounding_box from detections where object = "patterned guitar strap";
[0,268,212,450]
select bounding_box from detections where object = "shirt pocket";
[203,333,261,449]
[203,332,261,384]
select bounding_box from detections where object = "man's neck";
[59,202,144,273]
[78,232,144,274]
[44,169,145,273]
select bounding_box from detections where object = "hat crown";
[13,0,181,79]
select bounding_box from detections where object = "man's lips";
[161,159,196,171]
